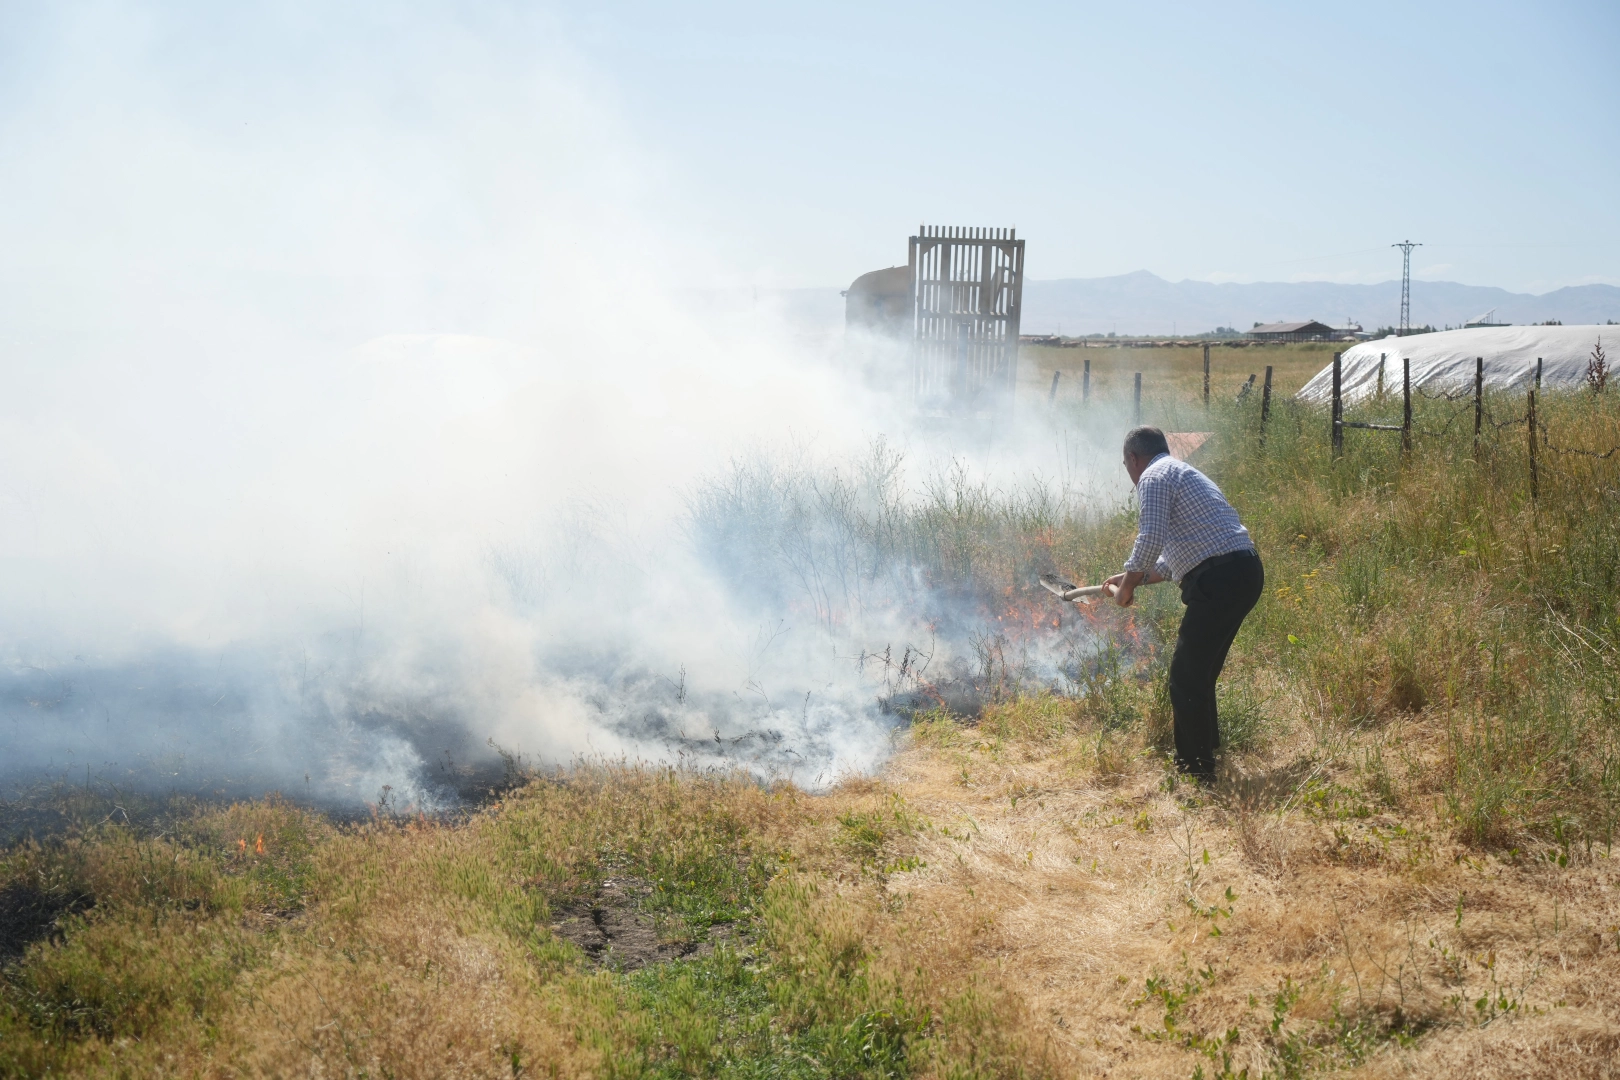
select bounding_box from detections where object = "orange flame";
[254,834,265,856]
[236,838,246,854]
[995,594,1067,636]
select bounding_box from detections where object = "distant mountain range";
[694,272,1620,340]
[1019,271,1620,336]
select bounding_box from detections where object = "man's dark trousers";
[1169,552,1264,780]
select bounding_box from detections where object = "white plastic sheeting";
[1296,325,1611,406]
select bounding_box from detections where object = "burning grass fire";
[0,436,1138,810]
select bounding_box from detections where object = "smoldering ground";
[0,3,1145,811]
[0,419,1142,809]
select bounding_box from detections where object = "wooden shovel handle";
[1060,583,1118,601]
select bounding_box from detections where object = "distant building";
[1464,309,1511,329]
[1250,320,1348,343]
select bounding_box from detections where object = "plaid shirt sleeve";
[1124,459,1170,575]
[1122,455,1252,582]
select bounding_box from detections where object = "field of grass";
[1018,341,1338,413]
[4,367,1620,1078]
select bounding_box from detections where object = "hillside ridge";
[1021,270,1620,335]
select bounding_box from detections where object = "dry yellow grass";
[863,704,1620,1078]
[1018,342,1336,411]
[4,738,1618,1077]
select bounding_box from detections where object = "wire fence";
[1309,351,1620,494]
[1540,433,1620,460]
[1460,397,1615,455]
[1041,352,1620,467]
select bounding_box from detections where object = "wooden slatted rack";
[909,225,1025,418]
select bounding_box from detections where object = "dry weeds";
[2,723,1617,1077]
[856,708,1620,1079]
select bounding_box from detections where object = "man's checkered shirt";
[1124,453,1253,583]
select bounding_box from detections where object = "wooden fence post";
[1259,365,1273,446]
[1377,352,1386,397]
[1133,372,1142,426]
[1203,343,1210,411]
[1401,356,1412,456]
[1083,357,1091,404]
[1473,356,1484,460]
[1048,370,1061,404]
[1527,383,1538,501]
[1536,358,1545,446]
[1331,351,1343,459]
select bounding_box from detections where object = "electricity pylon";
[1392,240,1421,335]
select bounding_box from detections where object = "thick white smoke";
[0,3,1132,808]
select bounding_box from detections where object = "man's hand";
[1106,569,1163,607]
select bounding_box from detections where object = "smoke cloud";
[0,3,1134,809]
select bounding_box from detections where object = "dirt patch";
[0,882,95,964]
[548,877,740,971]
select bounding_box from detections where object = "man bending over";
[1104,426,1263,785]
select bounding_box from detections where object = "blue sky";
[554,0,1618,291]
[1,0,1614,316]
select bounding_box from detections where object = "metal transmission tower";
[1392,240,1421,335]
